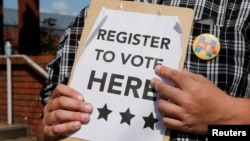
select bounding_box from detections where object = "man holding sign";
[67,6,183,140]
[39,0,250,141]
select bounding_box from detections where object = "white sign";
[69,7,182,141]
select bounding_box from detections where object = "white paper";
[69,7,182,141]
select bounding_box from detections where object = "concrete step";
[0,123,28,140]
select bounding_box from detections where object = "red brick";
[0,106,7,113]
[0,116,7,121]
[0,82,7,87]
[14,88,40,94]
[0,77,7,81]
[0,55,53,137]
[12,76,37,82]
[30,101,43,107]
[0,99,6,104]
[13,82,43,89]
[0,89,6,93]
[26,118,41,125]
[12,70,30,76]
[20,112,41,119]
[13,94,39,101]
[13,100,28,106]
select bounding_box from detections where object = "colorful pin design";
[192,33,221,60]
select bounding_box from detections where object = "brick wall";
[0,55,54,137]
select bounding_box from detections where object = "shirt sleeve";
[39,6,89,106]
[244,15,250,43]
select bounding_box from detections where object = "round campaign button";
[192,33,221,60]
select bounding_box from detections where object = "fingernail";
[74,121,81,129]
[84,103,93,112]
[77,94,84,100]
[155,65,161,72]
[81,113,90,121]
[151,78,157,85]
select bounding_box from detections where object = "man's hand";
[151,65,233,134]
[42,84,93,141]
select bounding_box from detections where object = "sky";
[3,0,91,16]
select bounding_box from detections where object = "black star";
[97,103,112,121]
[120,108,135,125]
[143,112,159,130]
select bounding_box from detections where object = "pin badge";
[192,33,221,60]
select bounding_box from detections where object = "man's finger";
[50,84,84,101]
[44,121,81,139]
[45,96,91,113]
[44,110,90,126]
[154,65,197,90]
[151,77,182,105]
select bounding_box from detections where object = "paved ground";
[2,137,36,141]
[0,123,36,141]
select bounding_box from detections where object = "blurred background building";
[3,7,75,55]
[0,0,79,140]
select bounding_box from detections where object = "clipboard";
[62,0,194,140]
